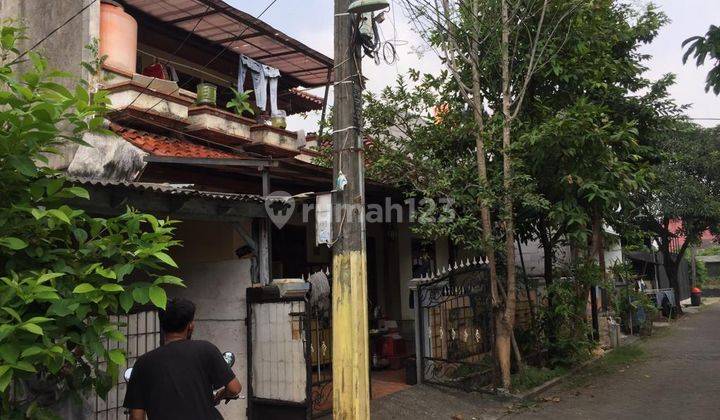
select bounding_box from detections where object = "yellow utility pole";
[332,0,370,418]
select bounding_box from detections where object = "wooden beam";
[166,9,220,24]
[143,155,278,168]
[258,169,271,284]
[252,50,301,61]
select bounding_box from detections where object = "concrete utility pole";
[332,0,370,418]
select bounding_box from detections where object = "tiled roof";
[109,123,238,159]
[289,87,324,106]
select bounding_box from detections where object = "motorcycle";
[123,351,243,407]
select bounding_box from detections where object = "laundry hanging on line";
[238,54,281,116]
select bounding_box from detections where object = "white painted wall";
[168,220,255,419]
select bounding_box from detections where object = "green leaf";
[48,300,76,317]
[46,178,64,196]
[73,228,88,244]
[148,286,167,309]
[0,344,20,364]
[26,317,52,324]
[30,208,46,220]
[20,346,45,358]
[132,287,150,305]
[0,369,12,392]
[0,325,15,342]
[48,209,71,224]
[2,307,21,322]
[105,329,127,343]
[119,292,134,313]
[96,266,117,279]
[0,237,28,250]
[100,283,124,293]
[13,361,37,372]
[153,275,184,287]
[115,263,134,281]
[7,155,37,176]
[108,348,125,366]
[73,283,96,294]
[65,186,90,199]
[20,323,43,335]
[153,252,178,268]
[37,272,64,284]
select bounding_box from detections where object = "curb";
[511,356,597,401]
[512,335,641,401]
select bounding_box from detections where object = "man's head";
[159,298,196,339]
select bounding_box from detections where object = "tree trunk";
[589,212,604,340]
[538,226,557,349]
[661,248,684,315]
[496,0,515,391]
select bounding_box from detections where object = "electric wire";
[119,2,213,114]
[134,0,279,120]
[112,0,281,159]
[10,0,99,65]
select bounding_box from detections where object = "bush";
[696,259,708,286]
[0,24,183,418]
[541,260,601,367]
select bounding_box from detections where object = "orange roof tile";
[109,123,238,159]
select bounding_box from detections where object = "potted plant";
[226,88,255,117]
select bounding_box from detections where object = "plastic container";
[99,1,138,74]
[691,287,702,306]
[196,83,218,106]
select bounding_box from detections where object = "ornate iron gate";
[414,260,494,391]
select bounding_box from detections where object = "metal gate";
[414,260,494,392]
[92,310,161,419]
[246,287,312,420]
[246,275,333,420]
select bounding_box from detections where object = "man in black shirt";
[123,298,242,420]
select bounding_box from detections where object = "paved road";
[508,304,720,420]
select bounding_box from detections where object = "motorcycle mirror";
[123,367,133,382]
[222,351,235,368]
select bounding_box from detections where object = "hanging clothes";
[263,64,280,116]
[237,54,281,115]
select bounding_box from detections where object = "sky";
[229,0,720,131]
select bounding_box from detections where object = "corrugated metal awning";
[120,0,333,87]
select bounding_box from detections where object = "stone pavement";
[371,384,508,420]
[506,303,720,420]
[369,303,720,419]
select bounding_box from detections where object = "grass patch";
[512,366,569,392]
[561,344,646,389]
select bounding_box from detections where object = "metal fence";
[414,260,495,392]
[92,310,161,420]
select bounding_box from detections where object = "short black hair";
[159,298,196,333]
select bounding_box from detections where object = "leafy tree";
[683,25,720,95]
[0,24,183,418]
[398,0,582,389]
[514,1,676,343]
[630,123,720,309]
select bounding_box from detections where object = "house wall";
[398,221,413,321]
[168,219,255,420]
[1,0,100,170]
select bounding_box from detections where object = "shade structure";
[121,0,333,87]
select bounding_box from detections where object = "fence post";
[412,279,423,384]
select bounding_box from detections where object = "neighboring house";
[2,1,455,417]
[668,219,717,251]
[516,226,623,278]
[697,255,720,278]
